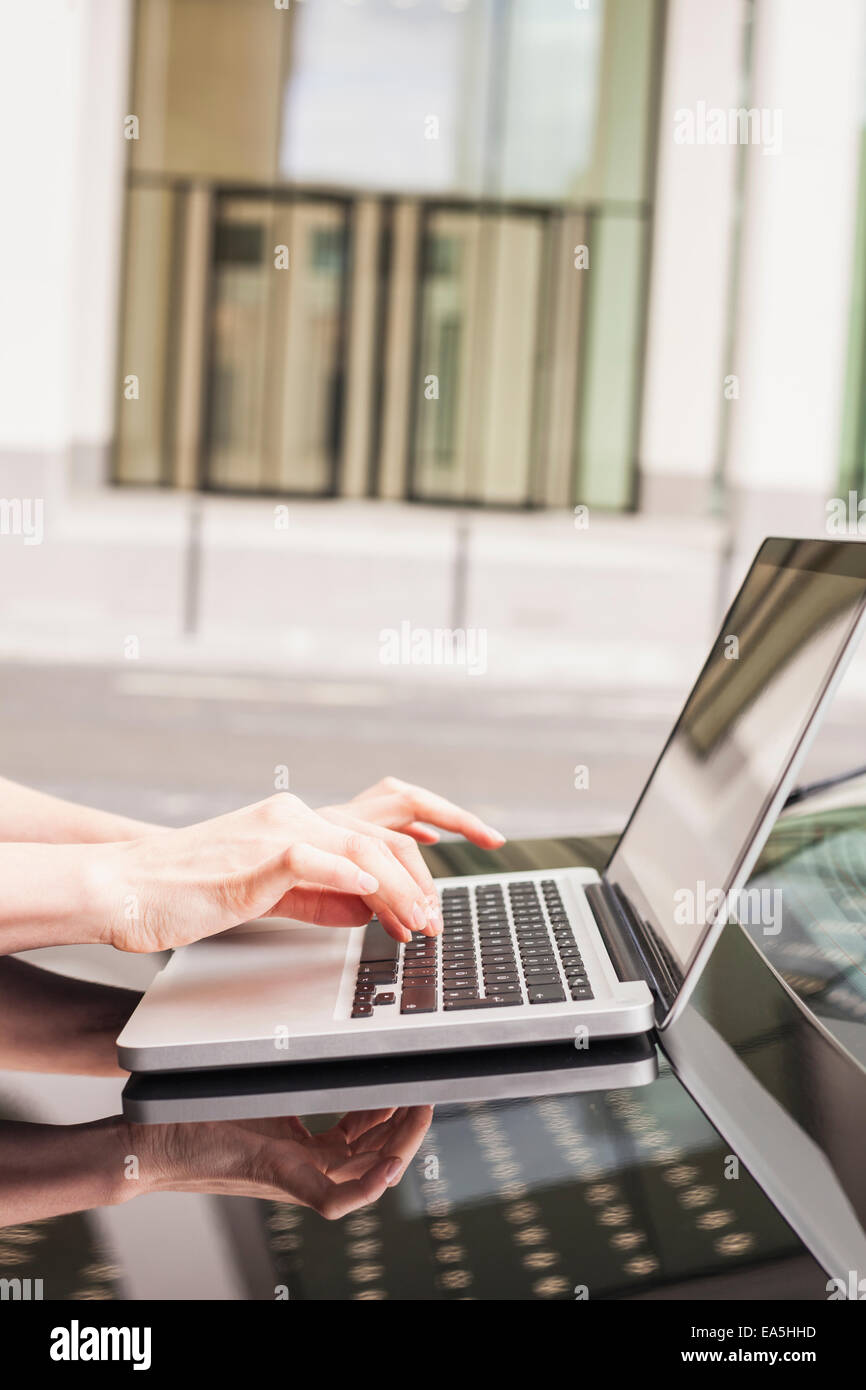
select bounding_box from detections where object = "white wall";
[639,0,746,512]
[0,0,130,464]
[726,0,866,514]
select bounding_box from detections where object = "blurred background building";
[0,0,866,839]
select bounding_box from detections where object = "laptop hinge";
[584,880,679,1014]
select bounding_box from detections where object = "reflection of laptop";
[118,538,866,1073]
[122,1035,659,1123]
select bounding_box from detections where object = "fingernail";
[358,871,379,894]
[413,902,428,931]
[484,825,506,844]
[384,1157,403,1185]
[426,900,442,934]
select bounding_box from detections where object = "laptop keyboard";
[351,879,594,1018]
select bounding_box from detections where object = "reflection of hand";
[132,1105,434,1219]
[0,1108,433,1228]
[0,958,138,1077]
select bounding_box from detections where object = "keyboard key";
[360,919,399,963]
[443,995,515,1011]
[357,969,397,986]
[351,880,588,1019]
[401,987,437,1014]
[528,985,566,1004]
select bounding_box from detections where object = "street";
[2,659,865,841]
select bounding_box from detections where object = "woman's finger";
[232,843,379,921]
[266,885,372,928]
[357,786,505,849]
[324,811,439,910]
[373,902,413,945]
[331,830,440,942]
[403,822,441,844]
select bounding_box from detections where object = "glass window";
[280,0,606,204]
[205,197,348,495]
[118,0,663,509]
[114,186,177,486]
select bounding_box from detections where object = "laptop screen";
[604,537,866,1022]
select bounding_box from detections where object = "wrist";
[99,814,166,843]
[0,842,116,953]
[58,843,124,948]
[121,1122,190,1197]
[79,1117,144,1207]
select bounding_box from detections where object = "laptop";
[117,537,866,1073]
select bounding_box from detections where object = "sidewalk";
[0,484,750,691]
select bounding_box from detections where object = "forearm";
[0,842,109,954]
[0,1118,136,1226]
[0,776,161,844]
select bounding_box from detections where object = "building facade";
[1,0,865,539]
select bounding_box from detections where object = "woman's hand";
[131,1105,433,1220]
[92,794,458,954]
[0,780,505,957]
[320,775,504,846]
[318,777,505,947]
